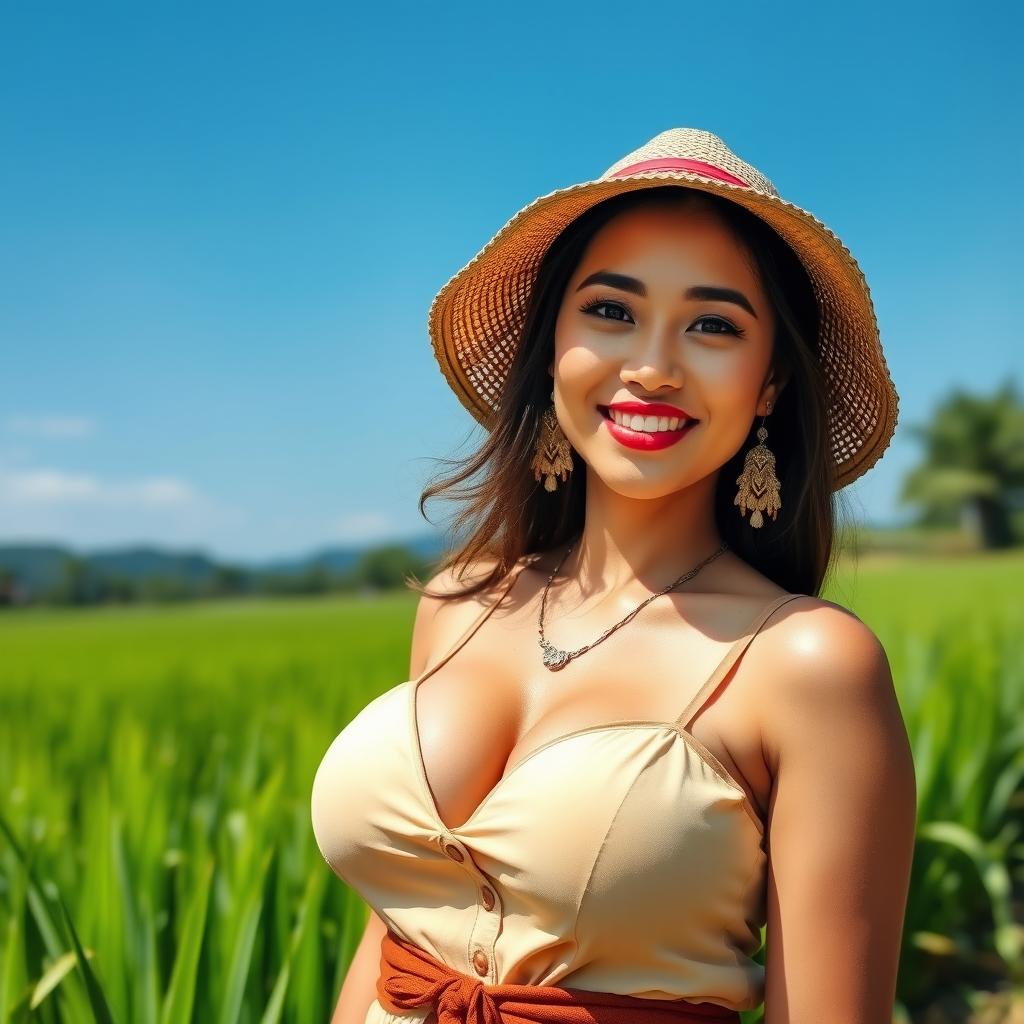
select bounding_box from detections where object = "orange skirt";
[376,930,742,1024]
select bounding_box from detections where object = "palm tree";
[899,377,1024,549]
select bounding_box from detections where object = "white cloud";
[5,415,98,439]
[328,512,393,543]
[0,467,197,507]
[4,469,100,502]
[118,477,197,506]
[0,461,247,554]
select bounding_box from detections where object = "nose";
[619,325,685,394]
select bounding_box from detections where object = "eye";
[692,315,745,338]
[578,298,635,324]
[579,300,745,339]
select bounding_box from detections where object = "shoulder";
[413,556,501,626]
[780,594,889,674]
[759,593,889,680]
[751,593,910,781]
[417,553,530,606]
[409,554,529,677]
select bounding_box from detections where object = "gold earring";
[530,389,574,492]
[734,401,781,528]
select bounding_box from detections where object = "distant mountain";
[0,545,71,592]
[250,530,448,577]
[252,546,361,576]
[0,529,452,595]
[88,546,222,584]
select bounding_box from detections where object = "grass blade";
[0,811,94,1020]
[160,855,214,1024]
[58,894,116,1024]
[216,848,272,1024]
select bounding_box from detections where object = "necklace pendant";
[536,538,731,673]
[539,638,571,670]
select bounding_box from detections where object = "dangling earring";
[530,389,574,492]
[734,400,781,528]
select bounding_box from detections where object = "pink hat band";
[608,157,750,188]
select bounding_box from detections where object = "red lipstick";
[598,402,699,452]
[606,401,695,419]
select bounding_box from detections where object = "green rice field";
[1,550,1022,1022]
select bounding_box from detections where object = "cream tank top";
[311,566,802,1020]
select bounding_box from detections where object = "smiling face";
[550,200,782,501]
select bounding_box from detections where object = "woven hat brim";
[428,171,898,492]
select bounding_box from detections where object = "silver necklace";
[537,539,730,670]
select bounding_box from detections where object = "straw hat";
[427,127,898,491]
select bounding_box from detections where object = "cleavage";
[411,633,733,833]
[413,666,605,817]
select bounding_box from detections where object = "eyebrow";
[574,270,758,320]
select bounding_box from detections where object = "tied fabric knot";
[436,974,501,1024]
[380,952,500,1024]
[375,929,742,1024]
[377,931,500,1024]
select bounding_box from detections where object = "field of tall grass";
[0,550,1022,1022]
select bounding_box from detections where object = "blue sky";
[2,2,1020,562]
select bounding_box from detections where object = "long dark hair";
[411,185,852,600]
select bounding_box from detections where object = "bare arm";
[758,601,917,1022]
[330,910,389,1024]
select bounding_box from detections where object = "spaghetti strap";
[674,592,804,732]
[412,559,530,687]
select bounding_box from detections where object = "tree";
[0,568,15,606]
[301,561,333,594]
[353,544,432,591]
[899,378,1024,549]
[49,555,97,605]
[209,564,249,597]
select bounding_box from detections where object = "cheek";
[552,345,610,445]
[553,307,588,363]
[693,346,766,406]
[557,343,605,379]
[554,320,610,391]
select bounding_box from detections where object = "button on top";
[480,885,495,911]
[471,949,489,976]
[442,841,464,863]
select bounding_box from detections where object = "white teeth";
[609,409,689,432]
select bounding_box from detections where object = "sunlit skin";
[549,202,782,592]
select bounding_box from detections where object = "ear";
[761,368,791,415]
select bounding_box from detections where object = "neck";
[565,470,726,596]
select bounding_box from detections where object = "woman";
[311,128,917,1023]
